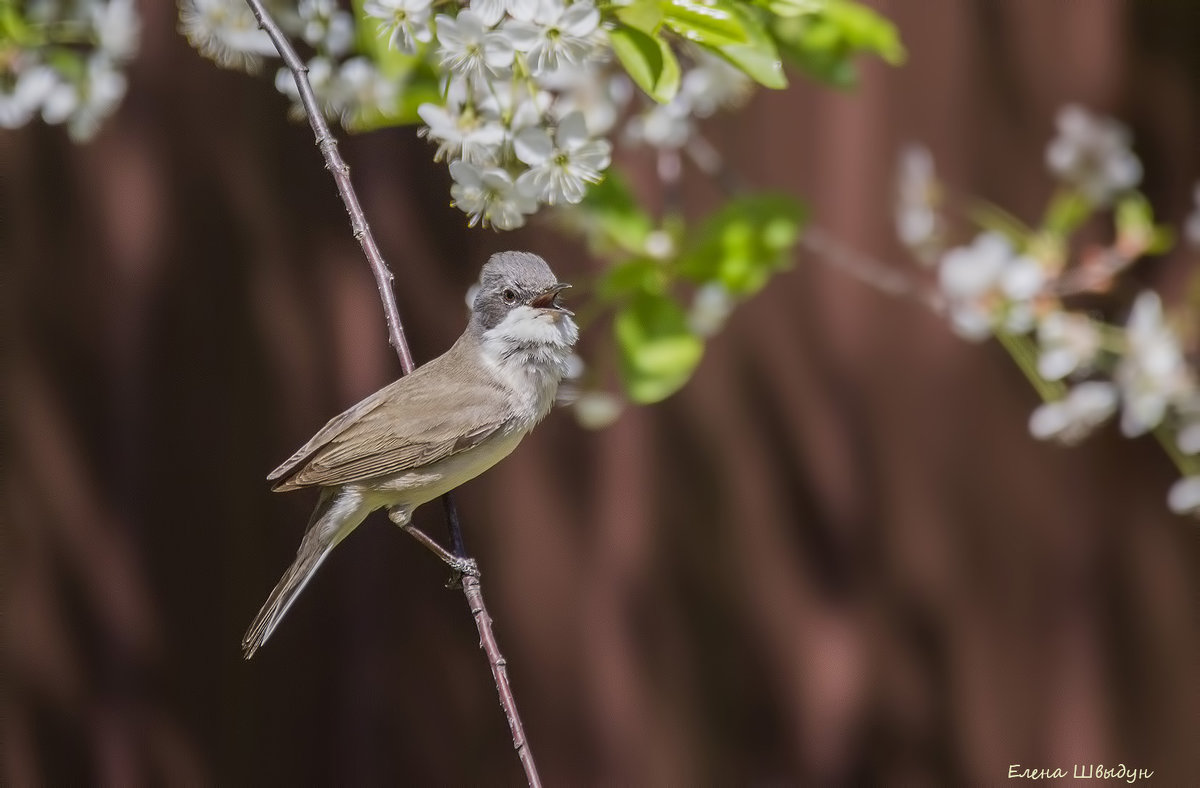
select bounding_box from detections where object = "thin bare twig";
[241,3,540,784]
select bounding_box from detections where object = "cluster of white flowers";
[177,1,765,228]
[181,0,395,127]
[0,0,140,141]
[937,232,1047,341]
[1045,104,1143,205]
[901,106,1200,518]
[393,0,617,228]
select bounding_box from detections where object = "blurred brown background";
[4,0,1200,784]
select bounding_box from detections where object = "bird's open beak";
[531,282,573,314]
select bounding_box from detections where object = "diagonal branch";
[241,3,541,784]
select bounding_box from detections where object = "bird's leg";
[388,507,480,584]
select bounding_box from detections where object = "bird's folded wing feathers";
[268,371,509,491]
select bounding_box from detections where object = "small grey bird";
[242,251,578,658]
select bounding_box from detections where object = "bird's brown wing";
[268,355,510,491]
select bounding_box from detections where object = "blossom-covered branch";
[894,105,1200,517]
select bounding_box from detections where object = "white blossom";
[477,82,549,150]
[688,283,735,337]
[680,50,751,118]
[894,144,944,265]
[299,0,355,56]
[435,11,515,80]
[179,0,277,73]
[1045,104,1142,205]
[573,391,623,429]
[1028,381,1118,444]
[66,55,128,141]
[1036,311,1102,381]
[1176,418,1200,455]
[937,232,1045,340]
[470,0,540,27]
[0,66,59,128]
[541,68,630,138]
[93,0,141,61]
[365,0,434,55]
[644,230,675,259]
[417,81,507,165]
[1115,291,1193,437]
[505,0,600,74]
[514,110,611,204]
[330,57,396,125]
[449,160,536,229]
[624,100,692,150]
[1167,476,1200,517]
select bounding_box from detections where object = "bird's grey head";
[470,251,572,331]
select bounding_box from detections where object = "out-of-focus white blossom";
[573,391,623,429]
[329,57,395,125]
[365,0,434,55]
[1166,476,1200,517]
[1115,291,1193,437]
[1176,418,1200,455]
[298,0,355,56]
[275,56,334,118]
[688,283,735,337]
[2,0,139,140]
[505,0,601,75]
[514,111,612,205]
[179,0,277,73]
[1045,104,1142,205]
[680,50,752,118]
[93,0,141,60]
[65,55,128,141]
[542,69,631,137]
[937,232,1046,340]
[449,160,536,229]
[644,230,675,260]
[1028,381,1118,444]
[624,101,693,150]
[894,144,942,262]
[1186,183,1200,250]
[0,66,59,129]
[1036,312,1102,381]
[435,11,515,80]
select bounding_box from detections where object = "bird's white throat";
[480,306,579,427]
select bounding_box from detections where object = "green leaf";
[577,173,655,256]
[599,258,668,300]
[610,23,681,103]
[754,0,827,18]
[1116,194,1174,256]
[706,3,787,89]
[770,0,904,88]
[615,0,665,35]
[1043,189,1092,236]
[615,292,705,403]
[824,0,905,64]
[662,0,749,47]
[679,194,806,294]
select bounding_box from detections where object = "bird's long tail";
[242,488,369,659]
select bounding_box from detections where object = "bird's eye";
[502,289,517,304]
